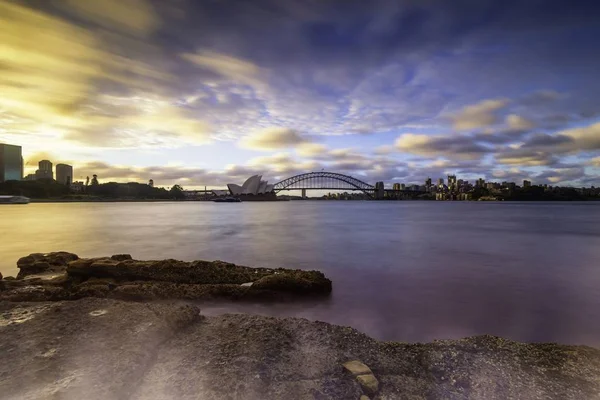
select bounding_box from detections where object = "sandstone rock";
[4,253,332,302]
[252,271,332,295]
[356,374,379,395]
[16,252,79,279]
[343,360,373,376]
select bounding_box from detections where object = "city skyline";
[5,141,597,192]
[1,1,600,188]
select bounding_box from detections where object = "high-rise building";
[392,183,401,190]
[437,178,444,186]
[56,164,73,185]
[447,175,457,189]
[523,180,532,188]
[375,181,385,199]
[0,143,23,182]
[400,183,406,190]
[36,160,53,180]
[425,178,432,187]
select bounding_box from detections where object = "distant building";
[437,178,444,187]
[24,174,36,181]
[36,160,53,180]
[56,164,73,185]
[70,181,84,193]
[148,179,154,187]
[523,180,532,188]
[392,183,401,190]
[447,175,457,190]
[375,181,384,199]
[0,143,23,182]
[425,178,432,187]
[400,183,406,190]
[476,178,485,188]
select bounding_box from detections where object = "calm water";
[1,201,600,345]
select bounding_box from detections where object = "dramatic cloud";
[240,127,308,150]
[451,99,509,131]
[1,0,599,187]
[395,134,489,160]
[505,114,535,132]
[181,51,264,87]
[57,0,160,36]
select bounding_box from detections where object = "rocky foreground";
[0,252,332,302]
[1,298,600,400]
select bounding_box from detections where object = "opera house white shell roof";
[227,175,274,195]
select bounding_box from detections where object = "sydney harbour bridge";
[192,171,426,199]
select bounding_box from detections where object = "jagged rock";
[356,374,379,395]
[2,253,332,302]
[343,360,373,376]
[16,252,79,279]
[252,271,332,295]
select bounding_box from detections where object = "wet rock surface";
[1,252,332,302]
[1,298,600,400]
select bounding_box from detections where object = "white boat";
[0,195,30,204]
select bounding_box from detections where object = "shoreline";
[2,252,600,398]
[2,298,599,399]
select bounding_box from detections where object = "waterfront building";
[523,180,531,188]
[0,143,23,182]
[70,181,85,193]
[392,183,401,190]
[56,164,73,185]
[447,175,457,190]
[227,175,274,195]
[36,160,53,180]
[437,178,444,187]
[400,183,406,190]
[375,181,385,199]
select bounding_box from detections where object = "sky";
[1,0,599,188]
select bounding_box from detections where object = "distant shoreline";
[24,197,600,203]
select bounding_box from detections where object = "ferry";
[0,195,30,204]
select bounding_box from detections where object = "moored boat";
[0,195,30,204]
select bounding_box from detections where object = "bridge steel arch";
[272,172,375,196]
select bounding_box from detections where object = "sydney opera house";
[227,175,274,195]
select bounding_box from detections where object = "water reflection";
[1,201,600,345]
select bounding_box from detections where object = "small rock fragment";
[343,360,373,376]
[241,282,253,287]
[356,374,379,395]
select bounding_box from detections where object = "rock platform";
[0,252,332,302]
[1,298,600,399]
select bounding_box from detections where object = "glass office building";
[0,143,23,182]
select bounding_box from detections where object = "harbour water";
[1,201,599,345]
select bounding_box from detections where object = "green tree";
[169,184,185,200]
